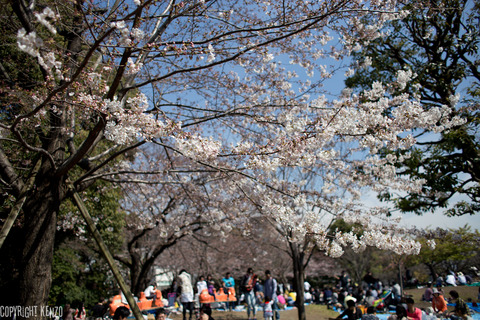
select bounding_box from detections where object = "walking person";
[178,269,195,320]
[263,297,274,320]
[242,267,258,320]
[263,270,280,320]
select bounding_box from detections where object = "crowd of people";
[436,271,476,288]
[168,268,282,320]
[163,268,479,320]
[73,268,478,320]
[322,271,478,320]
[298,270,402,310]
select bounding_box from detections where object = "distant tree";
[157,224,292,285]
[345,0,480,216]
[113,180,206,295]
[406,226,480,278]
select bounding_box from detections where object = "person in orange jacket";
[431,288,447,315]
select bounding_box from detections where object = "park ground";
[164,285,479,320]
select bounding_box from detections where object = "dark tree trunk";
[130,253,142,295]
[131,259,155,296]
[124,230,184,296]
[15,109,67,318]
[130,253,155,296]
[16,166,64,319]
[426,263,437,282]
[129,248,156,296]
[290,243,306,320]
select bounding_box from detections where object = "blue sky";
[361,190,480,231]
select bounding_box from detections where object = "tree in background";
[0,1,465,319]
[345,0,480,216]
[155,223,294,287]
[114,172,206,294]
[49,243,113,308]
[407,226,480,279]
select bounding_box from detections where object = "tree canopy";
[407,226,480,279]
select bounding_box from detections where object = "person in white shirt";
[445,273,457,286]
[197,275,208,294]
[457,272,467,285]
[178,269,194,320]
[304,281,311,292]
[145,283,157,299]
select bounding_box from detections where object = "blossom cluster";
[111,21,145,46]
[76,92,174,144]
[16,7,63,80]
[175,134,222,161]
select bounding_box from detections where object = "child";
[198,305,214,320]
[263,296,274,320]
[207,274,217,301]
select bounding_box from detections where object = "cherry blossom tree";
[0,0,466,318]
[112,149,212,294]
[153,223,294,286]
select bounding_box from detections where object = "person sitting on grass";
[113,307,130,320]
[198,305,214,320]
[431,288,447,315]
[156,308,171,320]
[387,305,407,320]
[406,298,422,320]
[329,299,362,320]
[447,290,471,320]
[362,306,379,320]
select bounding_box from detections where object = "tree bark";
[131,258,155,296]
[290,243,306,320]
[426,263,437,283]
[130,253,145,296]
[16,166,63,319]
